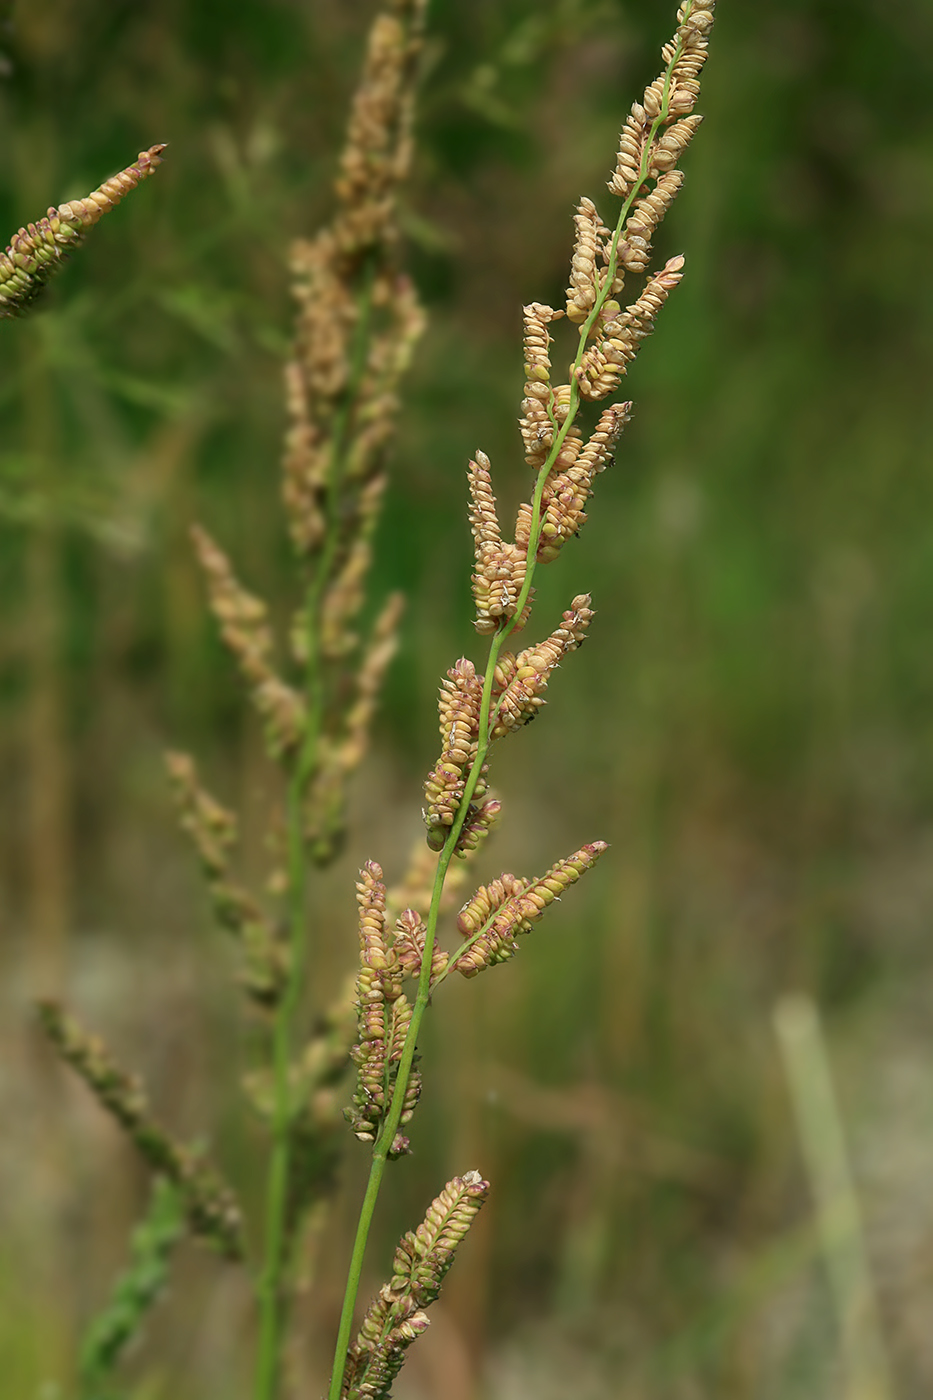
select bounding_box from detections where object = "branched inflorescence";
[0,146,165,318]
[341,1172,489,1399]
[343,6,715,1396]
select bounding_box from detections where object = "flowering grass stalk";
[18,2,715,1395]
[328,3,715,1395]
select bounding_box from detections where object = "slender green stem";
[326,28,690,1397]
[254,263,378,1400]
[254,775,311,1400]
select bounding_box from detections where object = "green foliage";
[78,1179,184,1400]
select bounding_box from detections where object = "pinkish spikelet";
[454,842,608,978]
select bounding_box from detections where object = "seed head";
[0,146,165,318]
[454,842,608,978]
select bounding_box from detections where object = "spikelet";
[618,168,685,274]
[392,908,450,982]
[37,1002,244,1258]
[296,588,406,864]
[423,658,490,850]
[573,402,631,479]
[344,275,426,485]
[489,595,595,737]
[576,256,685,402]
[456,873,529,938]
[334,2,428,255]
[342,1172,489,1399]
[515,406,630,563]
[190,525,306,758]
[522,301,562,385]
[283,0,427,559]
[468,451,533,634]
[336,590,405,776]
[454,842,608,978]
[281,359,327,555]
[347,862,414,1148]
[454,796,502,860]
[165,753,286,1005]
[0,146,165,318]
[519,380,579,472]
[565,197,611,325]
[608,0,714,202]
[320,527,376,661]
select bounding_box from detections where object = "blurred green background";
[2,0,933,1396]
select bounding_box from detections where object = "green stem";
[326,27,691,1396]
[254,262,378,1400]
[253,775,310,1400]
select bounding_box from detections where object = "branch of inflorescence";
[325,19,692,1396]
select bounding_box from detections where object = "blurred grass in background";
[2,0,933,1396]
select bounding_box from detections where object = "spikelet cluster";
[341,1172,489,1399]
[489,595,595,736]
[565,196,618,325]
[334,4,427,254]
[165,753,286,1005]
[516,406,631,563]
[454,843,608,978]
[422,595,597,850]
[392,907,449,983]
[423,658,493,854]
[253,0,427,875]
[192,0,426,889]
[576,257,684,402]
[190,525,306,758]
[608,0,713,262]
[346,863,422,1154]
[283,0,427,564]
[303,590,405,863]
[0,146,165,318]
[502,1,712,596]
[37,1002,244,1258]
[468,450,532,634]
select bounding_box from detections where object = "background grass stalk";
[774,995,893,1400]
[255,267,380,1400]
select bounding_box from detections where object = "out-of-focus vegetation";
[2,1,932,1396]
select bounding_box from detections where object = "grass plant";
[4,0,718,1395]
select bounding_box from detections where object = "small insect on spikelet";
[0,145,165,318]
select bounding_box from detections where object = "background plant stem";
[254,269,378,1400]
